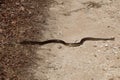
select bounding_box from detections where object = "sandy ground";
[34,0,120,80]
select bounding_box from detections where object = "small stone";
[20,6,25,11]
[28,10,32,14]
[16,2,20,5]
[97,50,101,52]
[104,44,108,47]
[11,20,17,25]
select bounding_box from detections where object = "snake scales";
[20,37,115,47]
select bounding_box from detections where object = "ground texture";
[0,0,120,80]
[0,0,53,79]
[35,0,120,80]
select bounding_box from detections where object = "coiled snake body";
[20,37,115,47]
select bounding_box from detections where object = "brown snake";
[20,37,115,47]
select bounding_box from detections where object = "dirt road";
[34,0,120,80]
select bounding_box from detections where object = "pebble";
[28,10,32,14]
[15,2,20,5]
[97,50,101,52]
[20,6,25,11]
[104,44,108,47]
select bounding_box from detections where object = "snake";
[20,37,115,47]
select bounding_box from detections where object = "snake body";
[20,37,115,47]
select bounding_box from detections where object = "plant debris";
[0,0,53,79]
